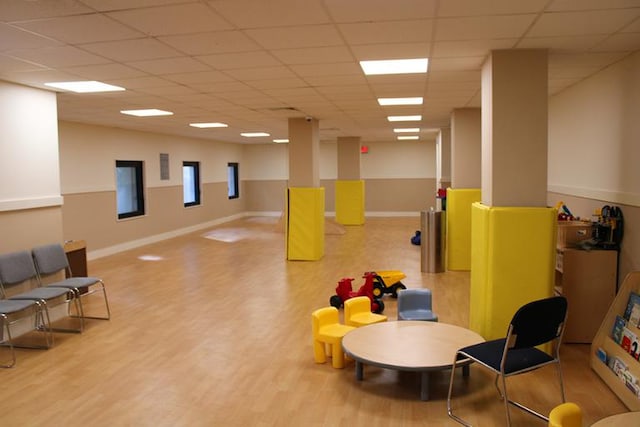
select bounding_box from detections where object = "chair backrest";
[398,288,433,311]
[0,250,39,297]
[509,296,568,349]
[32,243,69,276]
[312,307,339,334]
[548,402,582,427]
[344,296,370,319]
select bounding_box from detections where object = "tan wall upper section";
[337,136,361,180]
[451,108,481,188]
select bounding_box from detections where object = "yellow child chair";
[548,402,582,427]
[344,296,387,327]
[311,307,355,369]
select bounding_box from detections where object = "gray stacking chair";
[32,243,110,322]
[0,250,82,333]
[0,299,51,367]
[397,288,438,322]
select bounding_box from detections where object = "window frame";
[228,162,239,199]
[182,161,201,208]
[115,160,145,220]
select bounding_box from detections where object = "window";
[116,160,145,219]
[228,162,239,199]
[183,161,201,207]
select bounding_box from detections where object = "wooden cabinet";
[64,240,87,277]
[591,272,640,410]
[555,248,617,343]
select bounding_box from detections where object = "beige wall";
[548,50,640,283]
[0,82,63,253]
[451,108,481,188]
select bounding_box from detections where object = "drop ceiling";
[1,0,639,144]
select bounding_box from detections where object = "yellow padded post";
[311,307,355,368]
[344,296,387,327]
[470,203,556,341]
[286,187,325,260]
[335,180,365,225]
[446,188,481,271]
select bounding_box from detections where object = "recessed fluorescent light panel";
[397,136,420,140]
[45,80,125,93]
[378,97,423,106]
[387,115,422,122]
[273,139,289,143]
[393,128,420,133]
[189,122,228,128]
[241,132,270,137]
[360,58,428,75]
[121,109,173,117]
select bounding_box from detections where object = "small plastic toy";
[329,272,385,314]
[368,270,407,299]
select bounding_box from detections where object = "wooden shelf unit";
[555,248,617,343]
[591,271,640,411]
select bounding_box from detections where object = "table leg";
[420,371,429,401]
[355,360,363,381]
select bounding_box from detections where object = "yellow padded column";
[286,187,325,261]
[446,188,481,271]
[470,203,557,340]
[335,180,365,225]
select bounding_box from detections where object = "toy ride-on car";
[329,271,384,314]
[367,270,407,299]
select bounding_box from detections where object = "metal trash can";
[421,209,446,273]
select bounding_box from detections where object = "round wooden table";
[342,321,484,400]
[591,411,640,426]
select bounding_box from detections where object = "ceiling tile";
[517,35,608,50]
[349,43,431,60]
[432,39,518,58]
[438,0,548,16]
[435,14,537,41]
[289,62,361,77]
[107,3,232,36]
[209,0,330,28]
[303,74,368,87]
[15,14,143,44]
[197,51,281,70]
[0,54,49,73]
[79,0,194,12]
[81,38,183,62]
[271,46,354,65]
[222,66,297,81]
[546,0,640,12]
[8,46,111,68]
[527,9,640,37]
[159,31,262,56]
[128,57,211,75]
[338,20,433,45]
[244,25,344,50]
[428,56,486,71]
[246,77,309,90]
[163,70,235,85]
[0,0,92,21]
[0,23,63,51]
[592,33,640,51]
[324,0,437,22]
[62,62,149,80]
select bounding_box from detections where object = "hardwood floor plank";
[0,217,627,426]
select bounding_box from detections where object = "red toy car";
[329,271,385,314]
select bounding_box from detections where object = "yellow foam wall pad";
[286,187,325,260]
[470,203,557,341]
[446,188,481,271]
[335,180,365,225]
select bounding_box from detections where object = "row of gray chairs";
[0,243,110,367]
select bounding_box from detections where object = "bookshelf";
[591,271,640,410]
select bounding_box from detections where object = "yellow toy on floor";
[311,307,355,369]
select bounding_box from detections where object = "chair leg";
[500,374,512,426]
[313,340,326,364]
[447,354,472,426]
[330,341,345,369]
[555,361,566,403]
[0,315,16,368]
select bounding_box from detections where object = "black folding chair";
[447,296,568,426]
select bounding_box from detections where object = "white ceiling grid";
[0,0,638,143]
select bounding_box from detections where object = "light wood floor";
[0,217,627,426]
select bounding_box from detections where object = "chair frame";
[447,296,568,426]
[0,300,52,367]
[32,243,111,323]
[0,250,82,336]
